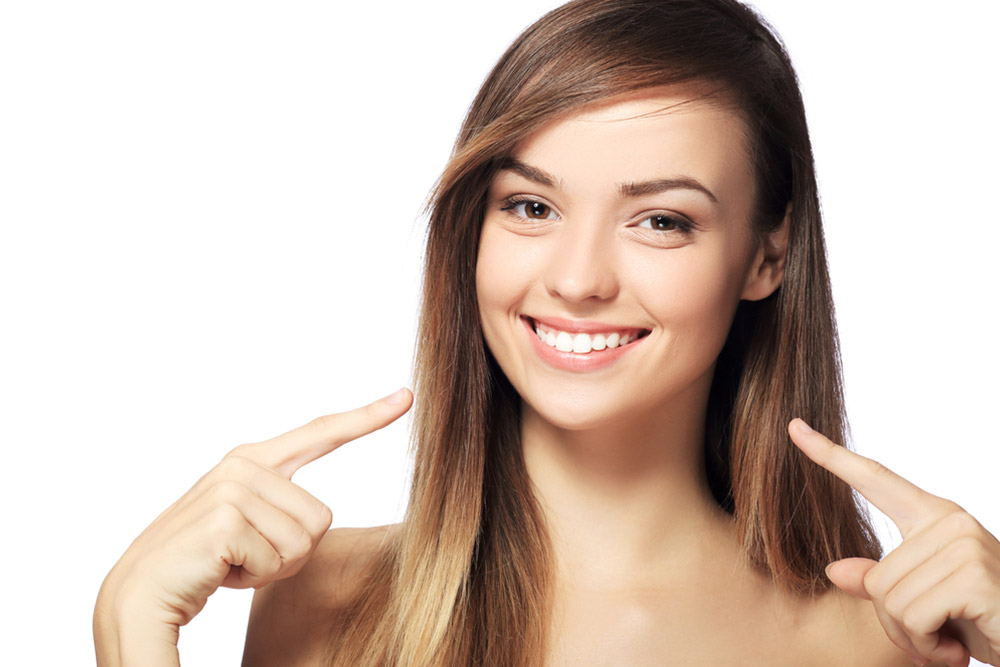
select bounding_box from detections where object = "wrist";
[94,570,181,667]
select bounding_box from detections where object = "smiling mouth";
[529,318,651,354]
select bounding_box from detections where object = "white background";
[1,1,997,664]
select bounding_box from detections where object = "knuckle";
[209,479,250,505]
[939,509,980,535]
[216,451,256,479]
[317,504,333,531]
[263,546,283,575]
[881,590,905,620]
[307,413,338,434]
[306,415,340,439]
[209,502,246,534]
[942,498,965,514]
[947,534,985,560]
[290,529,314,560]
[224,443,250,459]
[899,606,925,635]
[960,556,991,583]
[862,566,890,600]
[303,504,333,536]
[274,529,312,567]
[864,457,892,477]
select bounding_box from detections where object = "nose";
[543,221,619,303]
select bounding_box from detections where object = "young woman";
[94,0,1000,665]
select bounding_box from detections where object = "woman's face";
[476,87,781,431]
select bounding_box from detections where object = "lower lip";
[522,317,643,372]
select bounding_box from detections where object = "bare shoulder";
[804,587,947,667]
[242,524,397,667]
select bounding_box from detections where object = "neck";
[521,376,734,586]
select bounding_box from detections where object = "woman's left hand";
[788,418,1000,667]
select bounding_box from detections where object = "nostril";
[542,236,619,302]
[545,272,619,303]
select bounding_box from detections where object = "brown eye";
[638,214,693,235]
[500,198,558,221]
[525,201,551,219]
[650,215,676,230]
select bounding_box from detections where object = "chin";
[515,364,717,436]
[521,390,648,433]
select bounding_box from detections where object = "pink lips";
[521,316,649,372]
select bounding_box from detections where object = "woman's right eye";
[499,198,559,221]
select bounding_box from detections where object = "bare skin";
[244,523,916,667]
[93,389,414,667]
[544,506,908,667]
[243,525,396,667]
[102,88,1000,667]
[245,410,1000,666]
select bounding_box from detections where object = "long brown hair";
[327,1,880,664]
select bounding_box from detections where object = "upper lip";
[525,315,649,336]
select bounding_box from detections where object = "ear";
[740,204,790,302]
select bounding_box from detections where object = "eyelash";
[499,196,558,221]
[499,195,695,235]
[635,214,695,235]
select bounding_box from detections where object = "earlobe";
[740,204,790,302]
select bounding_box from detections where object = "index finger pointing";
[788,418,950,537]
[236,387,413,478]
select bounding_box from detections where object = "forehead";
[506,87,753,212]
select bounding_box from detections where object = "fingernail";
[795,418,814,434]
[824,563,834,579]
[385,388,408,406]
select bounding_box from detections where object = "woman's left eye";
[636,214,692,233]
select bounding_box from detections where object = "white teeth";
[534,322,640,354]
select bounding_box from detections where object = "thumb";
[825,557,878,600]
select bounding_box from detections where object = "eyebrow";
[499,158,557,188]
[498,158,718,204]
[618,177,718,203]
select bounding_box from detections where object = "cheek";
[475,224,507,320]
[475,224,531,349]
[632,244,750,347]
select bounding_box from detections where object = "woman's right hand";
[93,388,413,667]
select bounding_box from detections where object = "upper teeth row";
[534,324,636,354]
